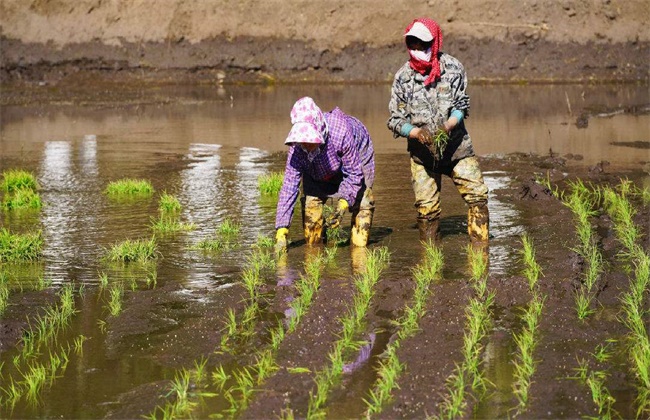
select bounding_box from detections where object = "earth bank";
[1,0,649,89]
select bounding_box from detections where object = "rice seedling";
[0,280,9,316]
[23,361,47,404]
[106,237,158,263]
[2,377,23,409]
[104,178,154,196]
[158,191,182,215]
[73,335,87,355]
[192,357,209,387]
[34,276,52,291]
[520,234,542,290]
[534,171,560,198]
[151,216,196,234]
[602,184,642,256]
[437,363,468,419]
[211,364,230,391]
[512,294,545,412]
[253,234,274,249]
[218,218,241,239]
[98,271,109,288]
[107,282,124,316]
[165,368,195,418]
[257,171,284,197]
[192,219,241,251]
[3,187,42,210]
[0,228,43,262]
[1,169,39,193]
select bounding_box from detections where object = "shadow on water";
[0,83,648,417]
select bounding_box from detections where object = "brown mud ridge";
[1,35,648,89]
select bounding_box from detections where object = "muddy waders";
[301,187,374,246]
[411,156,489,243]
[468,202,489,243]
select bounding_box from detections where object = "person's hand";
[326,199,349,229]
[410,127,433,145]
[275,227,289,253]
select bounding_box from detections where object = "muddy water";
[0,83,648,418]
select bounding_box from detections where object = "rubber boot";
[303,198,324,245]
[417,217,440,243]
[351,209,373,247]
[468,203,489,243]
[350,246,368,275]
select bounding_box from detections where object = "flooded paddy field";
[0,83,649,419]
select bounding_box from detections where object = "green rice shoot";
[0,228,43,262]
[3,187,42,210]
[1,169,39,193]
[258,171,284,197]
[158,192,182,215]
[106,237,158,263]
[104,178,154,196]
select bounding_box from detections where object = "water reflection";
[484,171,524,276]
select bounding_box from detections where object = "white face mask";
[410,47,432,62]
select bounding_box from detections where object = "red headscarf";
[404,18,443,86]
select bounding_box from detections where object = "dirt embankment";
[0,0,649,86]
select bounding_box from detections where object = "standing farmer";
[275,97,375,250]
[387,17,489,243]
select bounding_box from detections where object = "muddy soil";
[1,0,649,90]
[0,148,648,418]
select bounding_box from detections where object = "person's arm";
[275,147,302,229]
[387,68,431,143]
[443,60,470,133]
[387,67,416,139]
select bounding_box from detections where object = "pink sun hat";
[284,97,326,145]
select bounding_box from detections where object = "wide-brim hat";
[284,122,324,145]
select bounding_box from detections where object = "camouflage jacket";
[387,52,475,172]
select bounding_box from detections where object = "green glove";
[326,199,349,229]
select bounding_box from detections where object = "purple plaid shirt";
[275,108,375,229]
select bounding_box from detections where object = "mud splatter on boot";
[351,208,373,247]
[468,203,489,243]
[417,217,440,243]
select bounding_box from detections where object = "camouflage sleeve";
[387,66,412,139]
[450,62,470,118]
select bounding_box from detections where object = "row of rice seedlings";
[0,229,43,263]
[602,182,643,257]
[619,250,650,416]
[219,252,326,417]
[306,247,390,419]
[258,171,284,197]
[511,234,546,414]
[365,243,444,416]
[561,180,604,319]
[1,169,41,211]
[601,180,649,416]
[191,218,241,251]
[571,345,618,419]
[220,242,276,352]
[437,245,494,419]
[105,236,158,263]
[151,192,196,234]
[104,178,154,197]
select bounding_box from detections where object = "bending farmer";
[387,17,489,243]
[275,97,375,250]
